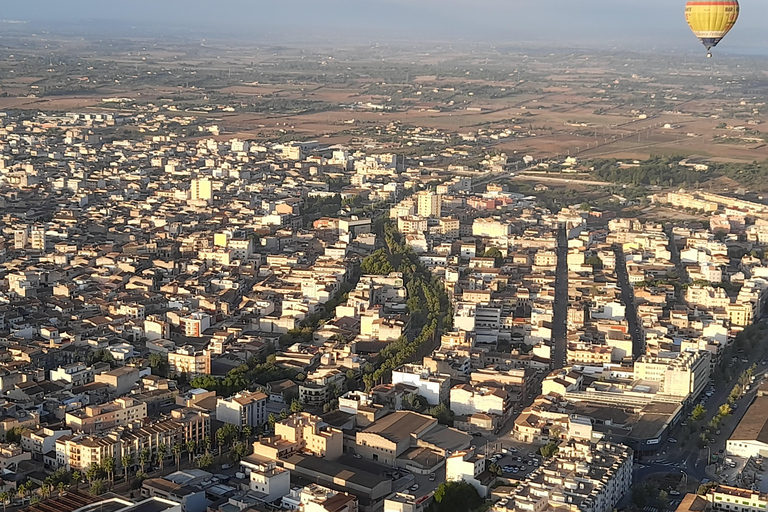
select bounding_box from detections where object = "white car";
[669,438,677,443]
[410,484,419,492]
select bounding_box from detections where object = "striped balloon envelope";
[685,0,740,58]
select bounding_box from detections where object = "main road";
[552,225,569,369]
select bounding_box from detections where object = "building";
[384,494,425,512]
[21,427,72,456]
[355,411,471,470]
[216,390,268,428]
[416,191,441,218]
[283,484,358,512]
[445,449,491,497]
[50,363,94,387]
[141,478,210,512]
[190,177,212,203]
[391,364,451,405]
[707,485,768,512]
[493,440,633,512]
[727,395,768,458]
[168,346,211,377]
[450,384,511,420]
[253,412,343,461]
[0,443,32,471]
[94,366,141,396]
[633,350,711,398]
[65,397,147,433]
[55,433,120,471]
[242,455,291,503]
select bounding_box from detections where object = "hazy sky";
[4,0,767,54]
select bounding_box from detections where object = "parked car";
[668,438,677,443]
[429,473,436,482]
[410,484,419,492]
[221,463,233,470]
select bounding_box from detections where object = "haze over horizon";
[4,0,768,55]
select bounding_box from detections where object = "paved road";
[552,226,569,369]
[613,245,644,358]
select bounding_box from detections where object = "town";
[1,97,768,512]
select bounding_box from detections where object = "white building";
[216,391,268,428]
[391,364,451,405]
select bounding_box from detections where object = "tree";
[204,436,212,454]
[148,353,169,377]
[1,491,10,512]
[157,443,167,472]
[268,414,277,429]
[719,404,732,416]
[122,454,133,482]
[40,483,51,500]
[5,427,24,444]
[429,481,482,512]
[290,399,304,414]
[586,255,603,269]
[56,482,66,497]
[197,453,214,470]
[186,440,197,464]
[139,448,151,473]
[241,426,253,442]
[428,404,454,426]
[90,479,106,496]
[482,247,503,264]
[173,443,183,472]
[102,456,116,486]
[540,441,559,458]
[488,463,502,477]
[85,464,100,486]
[691,404,707,422]
[216,429,226,459]
[71,471,82,490]
[698,482,718,495]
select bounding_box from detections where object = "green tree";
[691,404,707,421]
[488,463,502,477]
[197,453,214,470]
[186,440,197,464]
[216,429,226,458]
[173,443,183,471]
[428,404,454,426]
[0,492,9,512]
[157,443,168,472]
[540,441,559,458]
[71,471,82,490]
[85,464,100,485]
[90,479,106,496]
[121,454,132,483]
[101,456,116,486]
[290,399,304,414]
[139,448,151,473]
[428,481,483,512]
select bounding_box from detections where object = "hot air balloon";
[685,0,740,58]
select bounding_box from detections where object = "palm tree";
[102,456,116,487]
[157,443,167,472]
[139,448,151,473]
[71,471,81,490]
[121,454,133,482]
[204,436,212,455]
[40,484,51,500]
[185,440,197,464]
[1,491,10,512]
[85,464,99,486]
[241,426,253,442]
[173,444,183,472]
[216,430,226,459]
[56,482,66,497]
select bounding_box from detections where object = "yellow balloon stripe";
[685,1,739,44]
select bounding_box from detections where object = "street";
[552,226,569,369]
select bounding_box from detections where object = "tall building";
[190,177,212,203]
[216,390,268,428]
[416,191,441,218]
